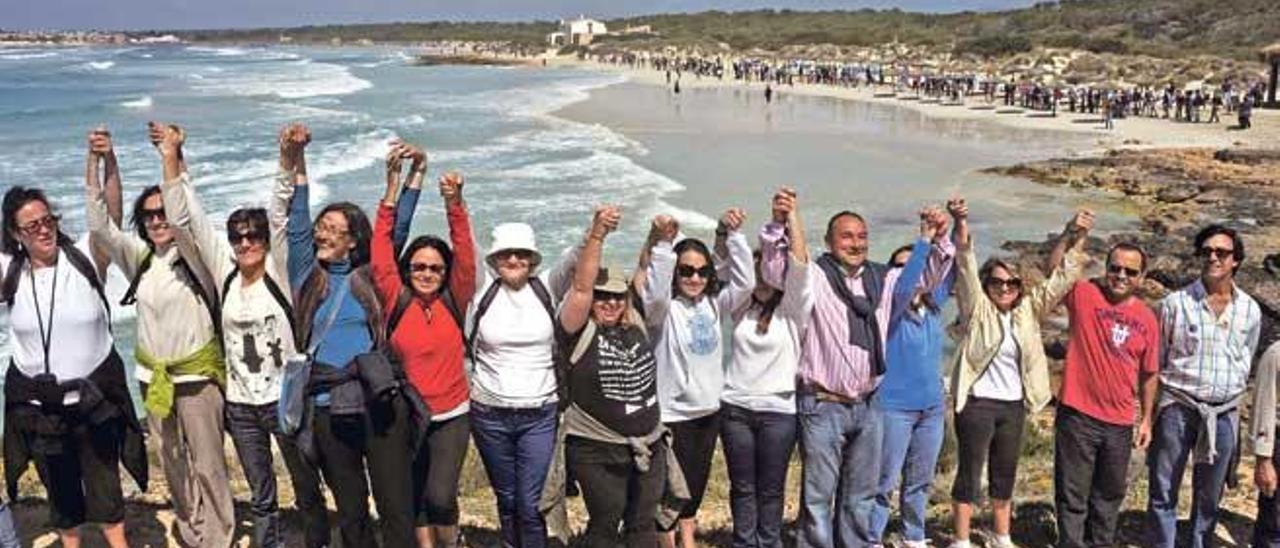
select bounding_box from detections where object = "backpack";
[385,286,465,342]
[1,234,111,326]
[120,248,221,343]
[221,266,297,352]
[468,277,570,407]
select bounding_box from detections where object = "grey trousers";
[145,380,236,548]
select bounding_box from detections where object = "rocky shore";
[985,148,1280,351]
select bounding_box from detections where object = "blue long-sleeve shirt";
[392,187,419,256]
[879,238,954,411]
[286,183,374,405]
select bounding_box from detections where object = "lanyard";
[28,258,58,375]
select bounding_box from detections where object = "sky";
[4,0,1043,32]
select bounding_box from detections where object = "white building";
[548,16,608,47]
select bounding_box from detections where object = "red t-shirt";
[1059,279,1159,425]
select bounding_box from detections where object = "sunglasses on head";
[1196,246,1234,261]
[593,290,626,302]
[228,230,267,246]
[409,262,446,275]
[985,277,1023,290]
[676,264,715,279]
[1106,263,1142,277]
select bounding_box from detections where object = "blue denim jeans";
[720,403,797,548]
[1146,401,1239,548]
[797,392,883,548]
[471,402,558,548]
[870,404,945,543]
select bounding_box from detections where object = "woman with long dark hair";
[371,141,476,548]
[283,124,418,547]
[83,123,235,548]
[639,209,753,548]
[158,122,328,547]
[2,180,146,548]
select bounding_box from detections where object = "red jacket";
[371,201,476,417]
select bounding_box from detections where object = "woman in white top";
[158,123,328,548]
[640,209,753,548]
[468,221,578,548]
[721,188,812,548]
[84,124,236,548]
[1,184,146,548]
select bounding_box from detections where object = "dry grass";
[5,405,1263,547]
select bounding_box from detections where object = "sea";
[0,44,1124,415]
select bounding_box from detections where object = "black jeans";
[720,403,796,548]
[312,396,416,548]
[413,413,470,527]
[665,411,722,526]
[1054,405,1133,548]
[952,397,1026,503]
[1256,435,1280,547]
[226,401,329,548]
[568,436,667,548]
[33,416,125,529]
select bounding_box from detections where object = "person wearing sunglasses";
[947,206,1090,548]
[371,141,477,548]
[83,123,236,548]
[285,124,419,548]
[640,205,754,548]
[158,123,328,547]
[1052,238,1159,548]
[870,204,956,548]
[2,178,150,545]
[1147,224,1261,548]
[720,187,813,548]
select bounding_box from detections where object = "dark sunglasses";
[985,277,1023,291]
[496,249,534,261]
[593,290,626,302]
[409,262,447,275]
[676,264,715,279]
[139,206,167,223]
[1106,263,1142,277]
[1196,246,1234,261]
[17,214,59,236]
[228,230,267,246]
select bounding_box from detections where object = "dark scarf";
[815,253,887,376]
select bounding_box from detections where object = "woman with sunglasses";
[719,187,812,548]
[372,142,476,548]
[640,207,754,548]
[557,205,670,547]
[157,123,329,547]
[947,202,1091,548]
[1,175,148,546]
[83,124,236,548]
[468,210,580,548]
[284,124,417,547]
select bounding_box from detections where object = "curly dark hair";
[2,186,53,256]
[399,235,453,295]
[315,201,372,267]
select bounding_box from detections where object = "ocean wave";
[191,59,373,99]
[120,96,153,108]
[74,60,115,71]
[0,51,59,61]
[427,72,626,118]
[186,46,248,57]
[310,128,398,185]
[257,101,363,121]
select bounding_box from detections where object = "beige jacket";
[950,243,1083,414]
[1251,341,1280,457]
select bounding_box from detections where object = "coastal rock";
[1156,183,1200,203]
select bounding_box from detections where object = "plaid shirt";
[1158,280,1261,404]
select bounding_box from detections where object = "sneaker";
[902,540,932,548]
[945,541,970,548]
[989,535,1018,548]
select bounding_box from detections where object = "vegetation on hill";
[171,0,1280,61]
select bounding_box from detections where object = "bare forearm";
[103,152,123,227]
[1139,372,1159,425]
[789,212,809,263]
[162,151,182,182]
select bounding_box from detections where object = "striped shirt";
[1158,279,1261,404]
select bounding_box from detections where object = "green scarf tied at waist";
[135,339,225,419]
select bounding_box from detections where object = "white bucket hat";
[486,222,542,268]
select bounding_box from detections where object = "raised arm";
[715,208,755,314]
[154,126,236,284]
[949,198,980,323]
[775,188,814,321]
[640,215,679,325]
[392,140,428,256]
[91,126,123,228]
[560,205,621,335]
[84,127,144,280]
[280,123,315,288]
[441,171,477,308]
[1028,209,1092,318]
[372,142,412,304]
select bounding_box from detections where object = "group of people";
[3,119,1280,548]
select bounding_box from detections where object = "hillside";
[170,0,1280,61]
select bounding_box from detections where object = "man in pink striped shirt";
[761,194,952,548]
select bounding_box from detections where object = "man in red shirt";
[1054,242,1159,548]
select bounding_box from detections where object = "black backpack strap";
[386,287,415,341]
[58,238,112,327]
[119,249,155,306]
[441,290,465,333]
[0,253,24,306]
[221,266,240,305]
[223,266,298,352]
[466,281,502,360]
